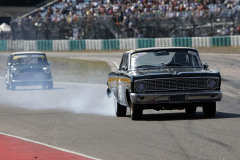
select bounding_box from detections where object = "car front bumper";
[130,90,222,104]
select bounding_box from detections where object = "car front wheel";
[203,102,216,118]
[6,84,10,90]
[115,100,127,117]
[48,82,53,89]
[11,84,16,91]
[130,102,142,120]
[42,83,47,89]
[185,106,197,114]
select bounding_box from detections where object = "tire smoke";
[0,80,115,117]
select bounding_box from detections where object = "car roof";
[126,47,198,54]
[11,51,46,55]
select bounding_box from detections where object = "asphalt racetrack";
[0,52,240,160]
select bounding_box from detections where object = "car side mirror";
[203,63,209,69]
[122,65,128,71]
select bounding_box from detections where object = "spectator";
[9,0,240,40]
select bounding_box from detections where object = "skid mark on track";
[184,121,240,159]
[162,122,191,160]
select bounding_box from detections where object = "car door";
[117,53,130,105]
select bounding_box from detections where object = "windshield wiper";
[135,65,160,69]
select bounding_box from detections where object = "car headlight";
[136,81,147,92]
[12,67,20,75]
[207,79,218,89]
[43,66,51,74]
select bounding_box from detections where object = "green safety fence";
[69,40,86,50]
[137,38,155,48]
[37,40,53,51]
[0,40,7,51]
[211,36,231,46]
[2,36,239,51]
[102,39,120,50]
[173,37,192,47]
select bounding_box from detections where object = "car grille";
[139,78,209,92]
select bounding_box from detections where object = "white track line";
[0,132,101,160]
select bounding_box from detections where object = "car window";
[13,54,47,65]
[119,54,128,70]
[131,49,201,69]
[123,54,128,67]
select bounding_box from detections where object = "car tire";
[6,84,10,90]
[11,84,16,91]
[130,102,142,120]
[48,82,53,89]
[185,106,197,114]
[115,101,127,117]
[42,84,47,89]
[203,102,216,118]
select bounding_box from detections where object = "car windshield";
[131,49,202,69]
[13,54,47,65]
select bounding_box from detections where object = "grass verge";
[48,57,111,84]
[0,56,111,84]
[195,47,240,54]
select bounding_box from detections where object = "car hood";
[131,67,220,79]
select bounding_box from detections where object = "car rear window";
[13,54,47,65]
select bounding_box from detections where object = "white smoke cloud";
[0,79,115,117]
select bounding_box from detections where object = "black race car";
[107,47,222,120]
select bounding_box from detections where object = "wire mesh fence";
[8,10,240,40]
